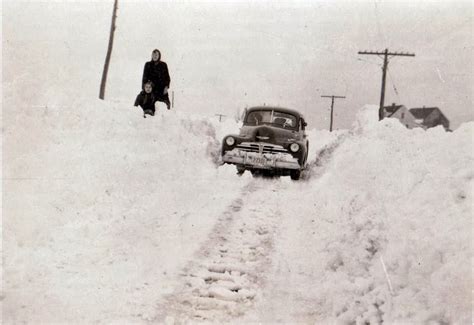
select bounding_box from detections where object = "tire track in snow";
[304,132,348,180]
[153,179,285,323]
[242,200,327,323]
[239,134,350,322]
[151,133,347,322]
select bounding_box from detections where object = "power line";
[358,49,415,120]
[357,57,382,66]
[321,95,346,132]
[215,114,226,122]
[387,68,400,102]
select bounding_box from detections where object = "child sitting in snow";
[134,81,156,118]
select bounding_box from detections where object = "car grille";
[236,142,288,154]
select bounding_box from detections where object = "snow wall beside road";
[3,76,471,323]
[306,105,472,323]
[2,88,248,323]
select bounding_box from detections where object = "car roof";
[246,106,305,119]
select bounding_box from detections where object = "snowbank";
[3,76,471,324]
[2,85,249,323]
[303,105,472,323]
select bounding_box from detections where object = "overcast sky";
[4,0,473,129]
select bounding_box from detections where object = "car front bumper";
[222,149,301,170]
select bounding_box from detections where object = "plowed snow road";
[153,147,340,323]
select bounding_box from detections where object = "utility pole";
[215,114,226,122]
[321,95,345,132]
[358,49,415,120]
[99,0,118,100]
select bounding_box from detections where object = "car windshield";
[245,110,298,129]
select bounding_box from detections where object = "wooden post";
[215,114,226,122]
[99,0,118,100]
[321,95,345,132]
[358,49,415,121]
[379,49,389,121]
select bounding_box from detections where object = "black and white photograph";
[2,0,473,323]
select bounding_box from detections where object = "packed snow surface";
[3,81,472,324]
[3,2,472,322]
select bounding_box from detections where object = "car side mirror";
[301,120,307,130]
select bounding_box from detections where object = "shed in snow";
[409,107,450,131]
[383,103,419,129]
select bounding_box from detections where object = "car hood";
[239,125,301,144]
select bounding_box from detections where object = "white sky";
[3,0,473,129]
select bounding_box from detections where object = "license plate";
[246,155,274,167]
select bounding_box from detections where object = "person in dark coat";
[134,81,156,118]
[142,49,171,110]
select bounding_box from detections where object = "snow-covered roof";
[383,104,404,114]
[409,107,438,118]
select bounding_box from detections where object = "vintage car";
[221,106,309,180]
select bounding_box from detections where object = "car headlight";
[225,136,235,146]
[290,143,300,152]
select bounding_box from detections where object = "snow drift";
[3,1,472,322]
[3,75,471,323]
[2,85,248,323]
[284,106,472,323]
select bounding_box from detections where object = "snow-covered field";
[3,2,472,323]
[3,77,472,323]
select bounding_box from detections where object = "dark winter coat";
[142,60,170,94]
[134,91,156,112]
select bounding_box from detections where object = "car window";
[245,110,298,129]
[246,111,272,126]
[273,111,297,128]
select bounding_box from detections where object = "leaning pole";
[99,0,118,100]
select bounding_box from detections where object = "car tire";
[251,170,272,178]
[290,170,301,180]
[251,170,261,178]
